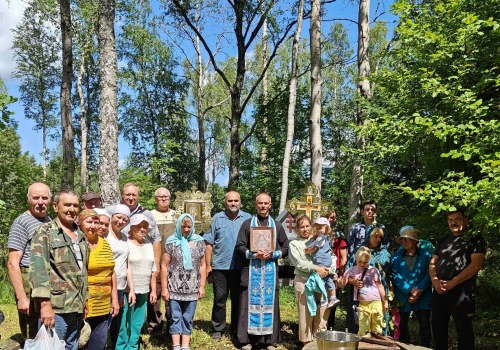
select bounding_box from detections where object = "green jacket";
[29,219,89,314]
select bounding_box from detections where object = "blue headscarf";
[165,213,204,270]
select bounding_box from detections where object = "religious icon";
[184,201,203,223]
[250,227,275,252]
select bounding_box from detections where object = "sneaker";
[241,344,252,350]
[327,297,341,308]
[319,299,328,308]
[211,332,222,340]
[266,346,277,350]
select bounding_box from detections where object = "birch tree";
[11,3,60,180]
[309,0,323,194]
[279,0,305,211]
[168,0,297,188]
[348,0,371,227]
[60,0,76,189]
[98,0,120,205]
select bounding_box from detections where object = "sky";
[0,0,397,180]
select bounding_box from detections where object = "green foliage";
[118,2,193,188]
[0,127,44,260]
[11,1,61,141]
[361,0,500,241]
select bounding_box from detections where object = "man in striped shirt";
[7,182,51,341]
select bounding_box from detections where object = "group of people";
[292,200,485,350]
[7,183,486,350]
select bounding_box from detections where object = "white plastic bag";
[24,325,66,350]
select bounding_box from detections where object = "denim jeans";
[169,299,197,335]
[84,314,109,350]
[52,312,83,350]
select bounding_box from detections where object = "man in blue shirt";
[347,199,389,257]
[204,191,251,340]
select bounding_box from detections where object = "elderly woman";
[346,225,392,335]
[94,208,111,238]
[161,213,206,350]
[392,226,432,347]
[116,214,157,350]
[104,204,131,347]
[78,209,119,350]
[289,215,336,346]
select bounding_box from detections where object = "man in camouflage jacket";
[29,190,89,350]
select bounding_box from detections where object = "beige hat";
[396,228,420,244]
[78,320,91,348]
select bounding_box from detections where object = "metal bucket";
[314,330,361,350]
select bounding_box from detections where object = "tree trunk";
[98,0,120,205]
[260,17,268,166]
[195,4,206,192]
[60,0,75,190]
[78,52,88,193]
[309,0,323,195]
[42,123,47,180]
[279,0,304,212]
[228,0,246,189]
[348,0,371,228]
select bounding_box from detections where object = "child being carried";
[304,217,340,308]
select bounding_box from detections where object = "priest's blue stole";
[248,216,277,335]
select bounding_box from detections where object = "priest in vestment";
[235,193,289,350]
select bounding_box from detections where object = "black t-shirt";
[434,233,486,291]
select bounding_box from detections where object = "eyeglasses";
[156,196,170,199]
[447,217,463,224]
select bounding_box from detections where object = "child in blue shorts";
[304,217,340,308]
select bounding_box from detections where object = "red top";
[332,237,348,270]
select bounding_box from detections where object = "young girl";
[303,217,339,307]
[161,214,206,350]
[339,246,388,336]
[116,214,157,350]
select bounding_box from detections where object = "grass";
[1,284,499,349]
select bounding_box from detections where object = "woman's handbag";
[24,326,66,350]
[352,268,368,325]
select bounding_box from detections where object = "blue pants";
[52,312,83,350]
[84,314,109,350]
[169,299,197,335]
[116,293,148,350]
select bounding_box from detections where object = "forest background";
[0,0,499,335]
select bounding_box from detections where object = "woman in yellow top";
[78,209,119,350]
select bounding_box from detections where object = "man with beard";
[235,193,289,350]
[204,191,251,340]
[29,190,89,350]
[430,209,486,350]
[7,182,52,342]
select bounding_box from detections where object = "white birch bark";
[309,0,323,195]
[77,52,88,193]
[348,0,371,227]
[98,0,120,205]
[261,16,268,165]
[279,0,304,212]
